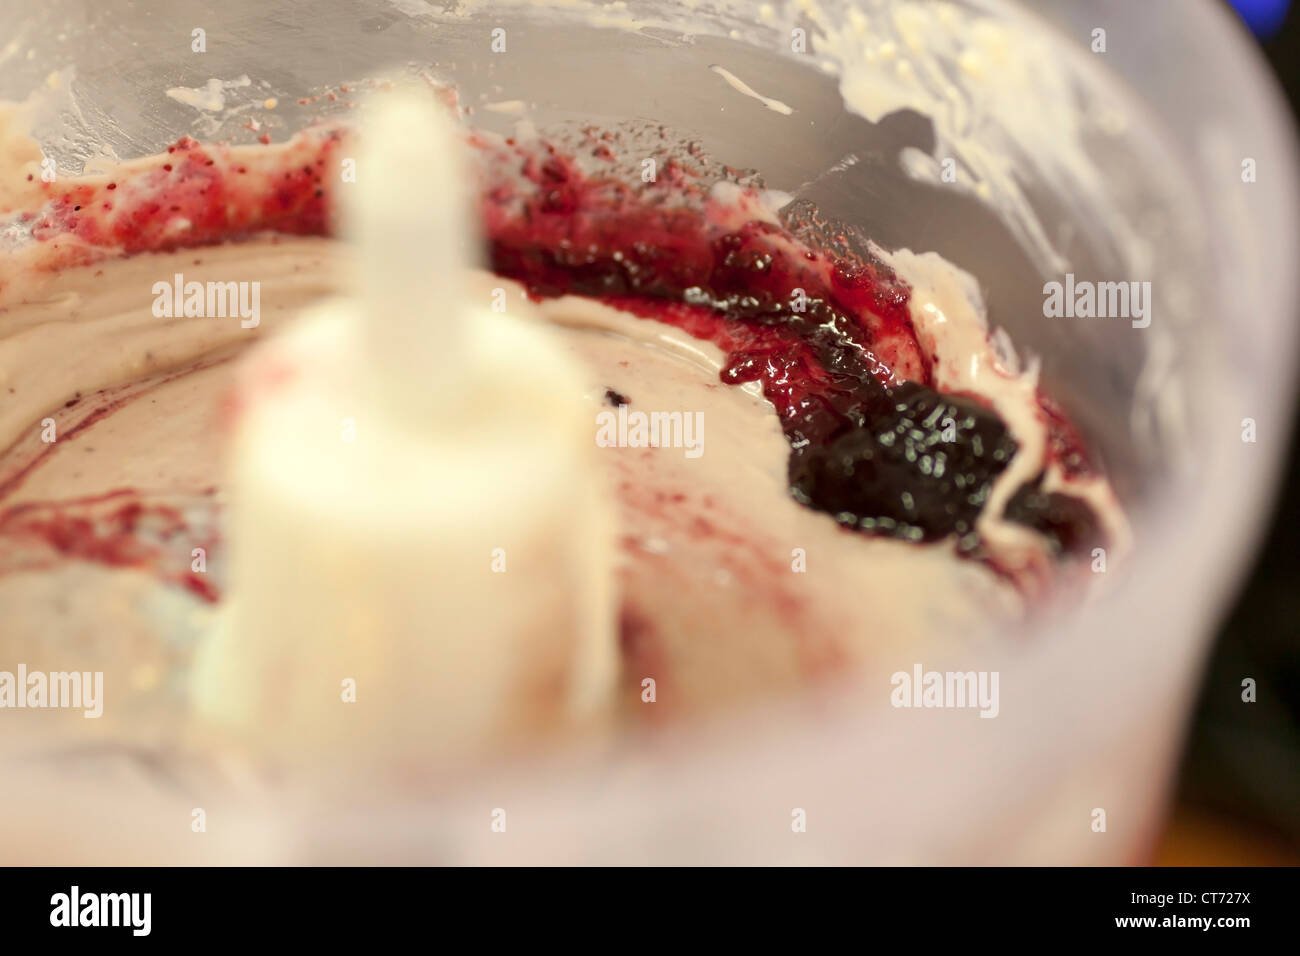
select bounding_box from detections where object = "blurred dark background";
[1163,0,1300,865]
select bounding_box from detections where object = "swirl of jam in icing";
[5,120,1104,580]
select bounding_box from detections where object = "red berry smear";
[3,120,1104,576]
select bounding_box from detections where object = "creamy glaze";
[0,77,1121,734]
[0,236,1025,727]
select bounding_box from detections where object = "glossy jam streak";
[475,140,1099,555]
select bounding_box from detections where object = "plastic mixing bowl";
[0,0,1296,863]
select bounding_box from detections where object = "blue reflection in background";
[1231,0,1292,36]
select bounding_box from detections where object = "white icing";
[708,65,795,115]
[165,76,252,113]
